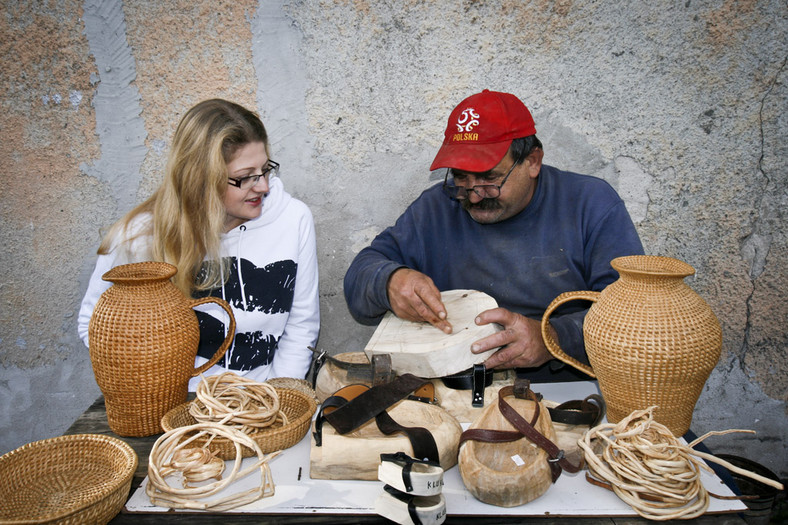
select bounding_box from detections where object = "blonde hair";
[98,99,270,295]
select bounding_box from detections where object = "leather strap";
[383,484,422,525]
[441,364,492,407]
[458,385,540,447]
[375,409,439,463]
[323,374,432,434]
[548,394,606,427]
[371,354,395,386]
[380,452,440,493]
[307,347,395,387]
[314,375,440,463]
[458,380,581,483]
[307,347,326,388]
[312,383,370,446]
[496,383,582,481]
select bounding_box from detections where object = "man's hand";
[387,268,453,334]
[471,307,554,369]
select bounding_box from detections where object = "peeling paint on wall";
[81,0,146,212]
[614,156,652,224]
[0,0,101,369]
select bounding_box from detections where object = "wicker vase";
[88,262,236,437]
[541,255,722,436]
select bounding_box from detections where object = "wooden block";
[364,290,502,378]
[309,399,461,481]
[314,352,371,402]
[431,372,514,424]
[459,392,557,507]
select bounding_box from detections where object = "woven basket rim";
[0,433,138,524]
[611,255,695,278]
[160,387,317,448]
[101,261,177,284]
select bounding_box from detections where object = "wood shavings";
[578,406,783,521]
[166,447,225,486]
[190,372,288,433]
[147,422,279,511]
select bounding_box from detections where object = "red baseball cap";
[430,90,536,172]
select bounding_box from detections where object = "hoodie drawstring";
[236,225,248,311]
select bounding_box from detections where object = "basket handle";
[188,297,237,377]
[540,290,600,377]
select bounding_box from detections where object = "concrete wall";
[1,1,785,478]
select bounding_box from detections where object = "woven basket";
[542,255,722,436]
[0,434,137,525]
[266,377,318,402]
[161,387,316,459]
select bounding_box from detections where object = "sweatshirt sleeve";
[77,216,153,349]
[343,248,406,325]
[343,212,418,326]
[270,206,320,380]
[77,250,118,347]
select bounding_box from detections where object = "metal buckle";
[548,449,565,463]
[308,347,327,389]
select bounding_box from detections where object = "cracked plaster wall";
[1,0,786,478]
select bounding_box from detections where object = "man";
[344,90,644,381]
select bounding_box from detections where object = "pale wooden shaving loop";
[190,372,288,433]
[578,406,783,521]
[166,447,225,486]
[147,422,279,511]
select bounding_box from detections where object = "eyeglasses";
[442,153,523,200]
[227,159,280,189]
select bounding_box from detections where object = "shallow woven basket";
[0,434,137,525]
[160,387,316,459]
[266,377,318,402]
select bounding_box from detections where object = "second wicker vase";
[541,255,722,436]
[88,262,236,437]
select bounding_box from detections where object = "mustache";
[462,198,502,212]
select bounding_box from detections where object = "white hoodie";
[78,176,320,389]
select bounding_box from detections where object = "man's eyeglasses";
[442,153,523,200]
[227,160,280,189]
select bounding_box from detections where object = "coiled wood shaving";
[166,447,225,486]
[147,422,279,511]
[578,405,783,521]
[190,372,288,433]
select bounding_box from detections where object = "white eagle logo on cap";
[456,108,480,132]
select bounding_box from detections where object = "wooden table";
[65,396,749,525]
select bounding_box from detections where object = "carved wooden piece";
[375,491,447,525]
[431,372,514,424]
[314,352,372,403]
[316,359,589,463]
[541,399,591,467]
[310,400,461,481]
[458,392,557,507]
[316,353,511,420]
[364,290,502,378]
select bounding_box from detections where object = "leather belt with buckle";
[440,363,493,407]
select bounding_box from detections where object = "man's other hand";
[387,268,453,334]
[471,307,553,369]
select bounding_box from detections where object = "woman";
[78,99,319,388]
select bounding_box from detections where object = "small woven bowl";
[161,387,316,459]
[0,433,137,525]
